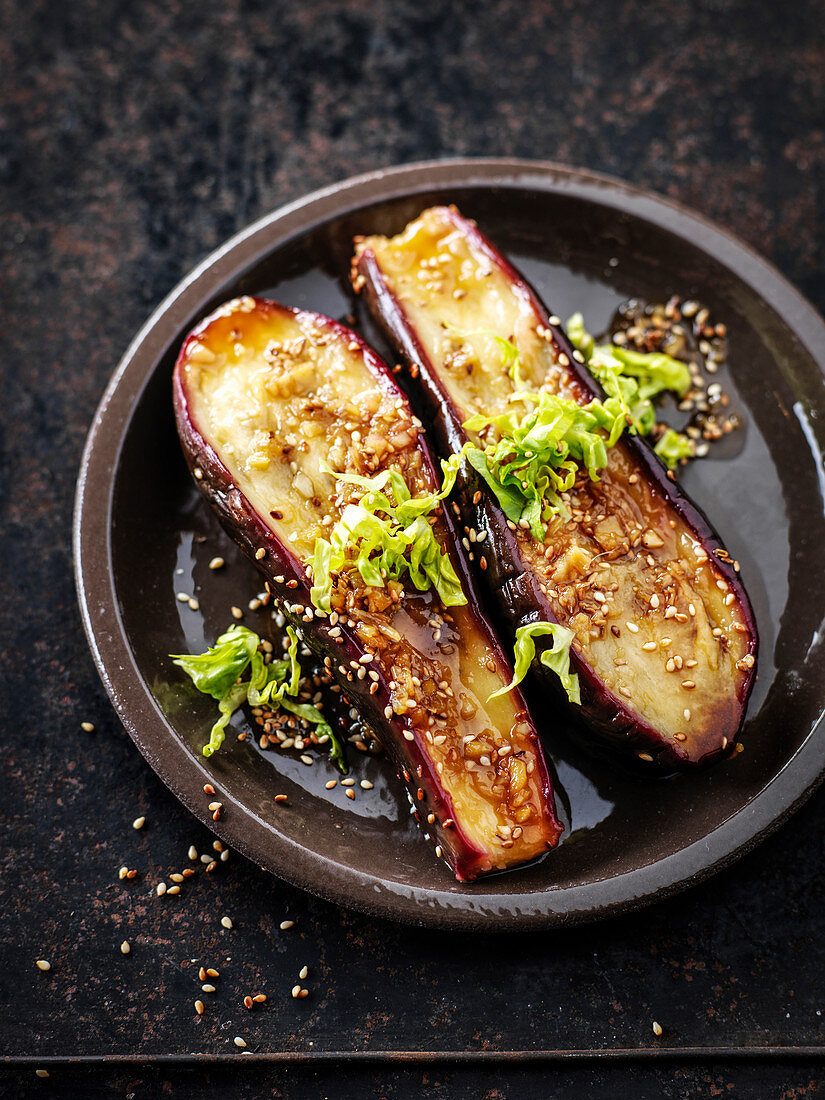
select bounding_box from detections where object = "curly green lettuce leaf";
[654,427,695,467]
[309,458,467,612]
[489,621,580,705]
[172,624,347,771]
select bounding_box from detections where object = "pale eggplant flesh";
[352,207,758,770]
[173,295,563,879]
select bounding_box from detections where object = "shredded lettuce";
[309,458,466,612]
[489,621,580,705]
[172,624,347,770]
[654,427,695,465]
[567,312,693,464]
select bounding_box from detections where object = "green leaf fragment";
[172,624,347,772]
[489,621,580,705]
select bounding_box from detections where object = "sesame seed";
[325,780,337,789]
[280,920,295,931]
[208,802,222,812]
[291,986,301,998]
[642,641,657,651]
[202,984,216,994]
[203,784,216,795]
[684,709,691,721]
[169,873,184,883]
[36,1069,49,1078]
[360,780,373,790]
[435,845,443,857]
[231,606,243,619]
[36,960,51,972]
[403,731,414,741]
[167,885,181,895]
[255,548,266,560]
[195,1000,204,1015]
[649,594,660,609]
[346,789,355,800]
[244,995,254,1009]
[208,557,225,570]
[120,941,131,955]
[626,622,639,633]
[220,850,229,862]
[300,754,313,765]
[132,816,145,830]
[188,598,199,611]
[638,752,653,762]
[188,846,198,860]
[652,1021,663,1036]
[118,866,128,880]
[298,988,309,999]
[81,721,95,732]
[681,680,696,690]
[156,882,167,896]
[221,917,233,929]
[341,778,356,786]
[177,592,190,602]
[299,965,309,980]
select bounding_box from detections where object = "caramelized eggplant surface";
[173,295,562,879]
[353,208,758,770]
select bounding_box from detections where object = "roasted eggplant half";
[353,207,758,770]
[173,295,563,879]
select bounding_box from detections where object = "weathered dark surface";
[1,0,824,1095]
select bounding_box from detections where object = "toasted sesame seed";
[206,861,217,873]
[81,721,95,732]
[280,920,295,931]
[626,622,639,633]
[220,850,230,862]
[203,784,216,795]
[255,548,266,560]
[208,802,222,812]
[298,988,309,999]
[681,680,696,690]
[300,754,313,766]
[188,846,198,860]
[325,779,337,789]
[120,941,131,955]
[346,789,355,800]
[208,557,225,570]
[36,1069,49,1078]
[435,845,443,857]
[167,885,181,895]
[638,752,653,762]
[202,984,216,993]
[118,866,128,880]
[299,965,309,980]
[221,917,233,929]
[641,641,657,651]
[132,816,145,830]
[195,1000,204,1015]
[199,967,207,981]
[231,606,243,619]
[36,960,51,972]
[206,967,219,978]
[652,1021,663,1036]
[360,780,374,790]
[291,985,301,998]
[244,995,254,1009]
[170,873,184,883]
[156,882,167,896]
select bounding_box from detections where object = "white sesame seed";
[255,548,266,560]
[208,557,225,570]
[234,1036,247,1048]
[300,755,313,765]
[195,1000,204,1015]
[360,780,374,790]
[188,598,199,611]
[120,941,131,955]
[207,802,222,812]
[626,622,639,633]
[652,1021,663,1036]
[202,983,216,993]
[231,606,243,620]
[166,885,181,895]
[156,883,167,896]
[280,920,295,931]
[291,985,301,998]
[132,816,145,830]
[221,917,233,929]
[35,960,51,972]
[299,966,309,980]
[188,846,198,860]
[80,721,95,732]
[177,592,190,602]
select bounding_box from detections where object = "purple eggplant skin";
[172,296,563,880]
[353,208,758,772]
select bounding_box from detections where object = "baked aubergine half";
[352,207,758,771]
[172,295,563,880]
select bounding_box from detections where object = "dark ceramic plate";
[74,160,825,930]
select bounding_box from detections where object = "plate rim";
[74,157,825,930]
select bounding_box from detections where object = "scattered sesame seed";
[221,917,233,929]
[167,885,181,895]
[206,967,219,978]
[208,802,222,812]
[231,606,243,620]
[346,789,355,800]
[325,780,337,790]
[195,1000,204,1015]
[156,882,167,896]
[120,941,131,955]
[202,984,216,994]
[280,920,295,931]
[652,1021,663,1036]
[300,754,313,766]
[255,548,266,560]
[291,985,301,999]
[36,1070,49,1078]
[203,784,216,795]
[244,995,254,1009]
[220,850,230,862]
[360,780,374,790]
[81,721,95,732]
[208,557,225,570]
[35,960,51,972]
[299,966,309,980]
[132,816,145,830]
[188,846,198,860]
[626,622,639,633]
[177,592,190,602]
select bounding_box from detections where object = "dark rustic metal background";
[2,0,824,1096]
